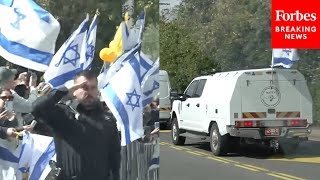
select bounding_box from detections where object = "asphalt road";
[160,130,320,180]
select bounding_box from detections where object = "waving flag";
[19,133,55,180]
[44,14,89,88]
[0,139,21,180]
[141,58,159,107]
[81,13,98,70]
[100,43,148,145]
[272,49,299,68]
[0,0,60,72]
[127,10,145,47]
[0,133,55,180]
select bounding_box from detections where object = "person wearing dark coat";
[32,70,121,180]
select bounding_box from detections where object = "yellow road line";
[160,130,171,133]
[269,157,320,164]
[160,142,171,145]
[186,151,204,156]
[274,173,306,180]
[207,157,230,164]
[175,146,190,151]
[169,146,183,150]
[192,151,239,163]
[240,164,269,171]
[234,164,259,172]
[267,173,294,180]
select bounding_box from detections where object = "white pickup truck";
[170,68,313,155]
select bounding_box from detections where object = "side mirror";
[178,94,187,101]
[170,89,178,98]
[170,89,187,101]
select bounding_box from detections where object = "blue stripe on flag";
[87,17,97,40]
[48,64,84,88]
[26,0,50,23]
[273,57,298,66]
[0,145,19,163]
[129,58,142,84]
[48,69,77,87]
[0,32,53,65]
[0,0,13,6]
[105,85,131,145]
[18,132,29,159]
[29,139,55,180]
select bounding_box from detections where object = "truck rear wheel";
[210,123,229,156]
[171,117,186,145]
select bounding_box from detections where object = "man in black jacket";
[32,70,121,180]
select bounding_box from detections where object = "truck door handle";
[186,103,190,107]
[196,103,200,107]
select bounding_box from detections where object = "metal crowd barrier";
[120,134,160,180]
[44,132,160,180]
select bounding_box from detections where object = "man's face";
[73,76,99,108]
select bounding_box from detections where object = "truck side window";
[193,79,207,97]
[185,80,199,98]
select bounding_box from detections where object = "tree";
[142,23,159,60]
[160,20,216,91]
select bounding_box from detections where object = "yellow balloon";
[99,48,117,63]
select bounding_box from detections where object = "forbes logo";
[275,10,317,21]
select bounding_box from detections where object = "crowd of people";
[0,65,160,180]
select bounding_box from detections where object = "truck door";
[188,79,207,131]
[180,80,199,129]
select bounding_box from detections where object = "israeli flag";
[141,58,159,107]
[0,138,21,180]
[80,13,98,70]
[100,43,148,146]
[0,133,55,180]
[0,0,60,72]
[98,46,153,90]
[272,49,299,68]
[44,14,89,88]
[127,11,145,46]
[18,133,55,180]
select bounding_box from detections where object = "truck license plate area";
[265,128,280,136]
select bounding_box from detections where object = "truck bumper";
[227,125,312,139]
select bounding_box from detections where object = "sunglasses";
[0,96,14,101]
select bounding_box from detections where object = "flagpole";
[138,7,146,44]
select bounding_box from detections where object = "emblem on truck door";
[260,86,281,107]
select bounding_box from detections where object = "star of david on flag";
[44,13,98,89]
[100,42,158,146]
[44,14,89,88]
[0,0,60,72]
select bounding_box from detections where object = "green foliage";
[160,20,216,91]
[142,23,159,60]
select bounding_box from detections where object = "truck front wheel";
[210,123,229,156]
[171,117,186,145]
